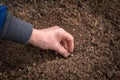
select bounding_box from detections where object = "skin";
[29,26,74,57]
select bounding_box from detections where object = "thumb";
[55,43,70,57]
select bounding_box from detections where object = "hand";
[29,26,74,57]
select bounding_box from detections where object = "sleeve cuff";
[0,13,33,44]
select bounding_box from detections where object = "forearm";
[0,13,33,44]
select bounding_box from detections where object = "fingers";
[54,43,70,57]
[63,32,74,53]
[61,40,68,50]
[50,26,74,57]
[57,27,74,53]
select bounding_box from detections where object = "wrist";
[28,28,37,44]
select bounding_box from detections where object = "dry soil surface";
[0,0,120,80]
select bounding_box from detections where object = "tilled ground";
[0,0,120,80]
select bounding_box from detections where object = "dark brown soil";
[0,0,120,80]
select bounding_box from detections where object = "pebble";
[91,47,94,49]
[75,42,79,46]
[73,28,76,31]
[33,63,36,66]
[38,13,41,16]
[55,52,58,54]
[70,54,74,57]
[56,56,59,59]
[59,8,62,11]
[0,72,2,76]
[19,69,22,72]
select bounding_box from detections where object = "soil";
[0,0,120,80]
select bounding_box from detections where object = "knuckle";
[59,28,65,31]
[59,28,66,34]
[71,36,74,41]
[54,26,59,28]
[56,28,65,35]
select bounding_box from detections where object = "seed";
[33,63,36,66]
[70,54,74,57]
[55,52,58,54]
[0,73,2,76]
[19,69,22,72]
[56,57,59,59]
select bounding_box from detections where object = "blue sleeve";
[0,5,7,31]
[0,5,33,44]
[1,13,33,44]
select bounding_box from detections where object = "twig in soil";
[26,66,32,75]
[33,63,36,66]
[95,19,98,27]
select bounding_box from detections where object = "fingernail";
[64,54,70,57]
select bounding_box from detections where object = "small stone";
[100,27,102,30]
[38,13,41,16]
[75,42,79,46]
[0,72,2,76]
[56,57,59,59]
[33,63,36,66]
[79,33,82,37]
[18,69,22,72]
[70,54,74,57]
[55,52,58,54]
[32,9,36,12]
[91,47,94,49]
[59,8,62,11]
[73,28,75,31]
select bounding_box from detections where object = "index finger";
[63,32,74,53]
